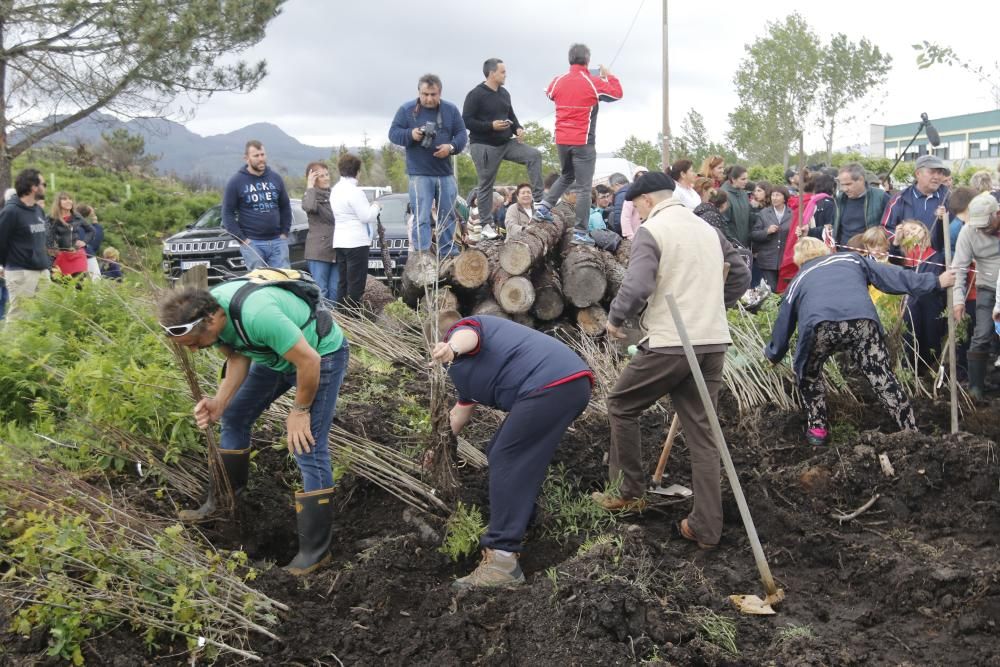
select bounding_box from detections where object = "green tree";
[816,35,892,162]
[673,108,741,167]
[380,143,407,193]
[914,42,1000,109]
[520,122,559,174]
[0,0,286,190]
[98,128,158,174]
[727,13,820,167]
[615,136,660,171]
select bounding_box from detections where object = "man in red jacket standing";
[534,43,623,246]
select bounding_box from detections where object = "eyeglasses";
[160,316,205,337]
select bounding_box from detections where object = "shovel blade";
[649,482,693,497]
[729,594,778,615]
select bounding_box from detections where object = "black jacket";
[0,199,51,270]
[462,83,521,146]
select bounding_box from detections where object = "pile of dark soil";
[3,371,999,665]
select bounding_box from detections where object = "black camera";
[419,121,437,148]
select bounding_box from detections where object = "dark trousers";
[607,349,726,545]
[800,319,915,432]
[481,376,591,552]
[544,144,596,234]
[336,246,369,310]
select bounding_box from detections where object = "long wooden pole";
[941,208,959,433]
[660,0,670,171]
[665,293,782,603]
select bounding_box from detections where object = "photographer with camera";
[463,58,543,239]
[389,74,468,258]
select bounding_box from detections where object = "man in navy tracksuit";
[431,314,592,589]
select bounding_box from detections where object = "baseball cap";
[915,154,951,176]
[968,191,999,228]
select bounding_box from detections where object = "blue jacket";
[609,188,627,235]
[222,165,292,241]
[445,315,592,411]
[388,99,468,177]
[881,184,949,250]
[765,253,941,378]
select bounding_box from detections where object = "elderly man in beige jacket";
[594,171,750,549]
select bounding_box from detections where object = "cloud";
[183,0,1000,158]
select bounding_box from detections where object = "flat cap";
[624,171,676,201]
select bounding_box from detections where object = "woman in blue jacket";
[765,238,955,446]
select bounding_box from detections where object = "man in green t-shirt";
[158,283,349,576]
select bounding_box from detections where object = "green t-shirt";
[210,281,344,373]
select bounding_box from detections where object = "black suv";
[161,194,411,284]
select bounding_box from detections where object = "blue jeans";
[220,343,349,491]
[240,237,290,271]
[307,260,340,304]
[408,174,459,256]
[0,281,7,320]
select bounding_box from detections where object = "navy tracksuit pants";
[480,376,592,552]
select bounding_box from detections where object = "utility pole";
[661,0,670,172]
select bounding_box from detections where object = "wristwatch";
[291,403,311,414]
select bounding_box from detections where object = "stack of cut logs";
[398,201,632,336]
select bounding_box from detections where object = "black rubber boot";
[177,447,251,523]
[284,488,335,576]
[967,351,988,401]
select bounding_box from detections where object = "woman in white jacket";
[331,153,380,309]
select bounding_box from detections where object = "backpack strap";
[227,279,325,354]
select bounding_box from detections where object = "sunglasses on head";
[160,316,205,337]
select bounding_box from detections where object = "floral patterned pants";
[799,319,916,432]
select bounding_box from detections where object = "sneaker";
[591,491,648,513]
[531,203,553,222]
[452,549,525,590]
[481,223,499,240]
[805,427,828,446]
[571,231,596,246]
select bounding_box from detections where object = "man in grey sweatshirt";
[951,192,1000,399]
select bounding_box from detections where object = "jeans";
[544,144,597,234]
[0,281,7,320]
[240,237,290,271]
[470,141,543,225]
[408,174,459,256]
[220,343,349,491]
[335,246,369,310]
[307,260,340,304]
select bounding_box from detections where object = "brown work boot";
[591,491,648,513]
[452,549,525,590]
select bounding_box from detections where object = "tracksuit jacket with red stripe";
[545,64,623,146]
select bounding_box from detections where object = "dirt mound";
[3,382,999,665]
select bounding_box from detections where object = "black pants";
[336,246,369,310]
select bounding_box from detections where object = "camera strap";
[411,102,444,131]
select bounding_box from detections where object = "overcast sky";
[182,0,1000,156]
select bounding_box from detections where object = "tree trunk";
[471,297,510,319]
[530,264,565,321]
[510,312,536,329]
[575,304,608,337]
[498,231,546,275]
[561,245,608,308]
[491,268,535,314]
[444,247,490,289]
[400,251,439,306]
[601,251,627,302]
[614,238,632,266]
[417,285,459,314]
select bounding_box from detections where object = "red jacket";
[545,65,623,146]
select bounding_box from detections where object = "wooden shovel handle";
[652,412,680,484]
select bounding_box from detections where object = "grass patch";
[695,608,738,655]
[775,623,815,645]
[539,465,616,543]
[439,502,487,562]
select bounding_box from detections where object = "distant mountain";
[15,113,335,186]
